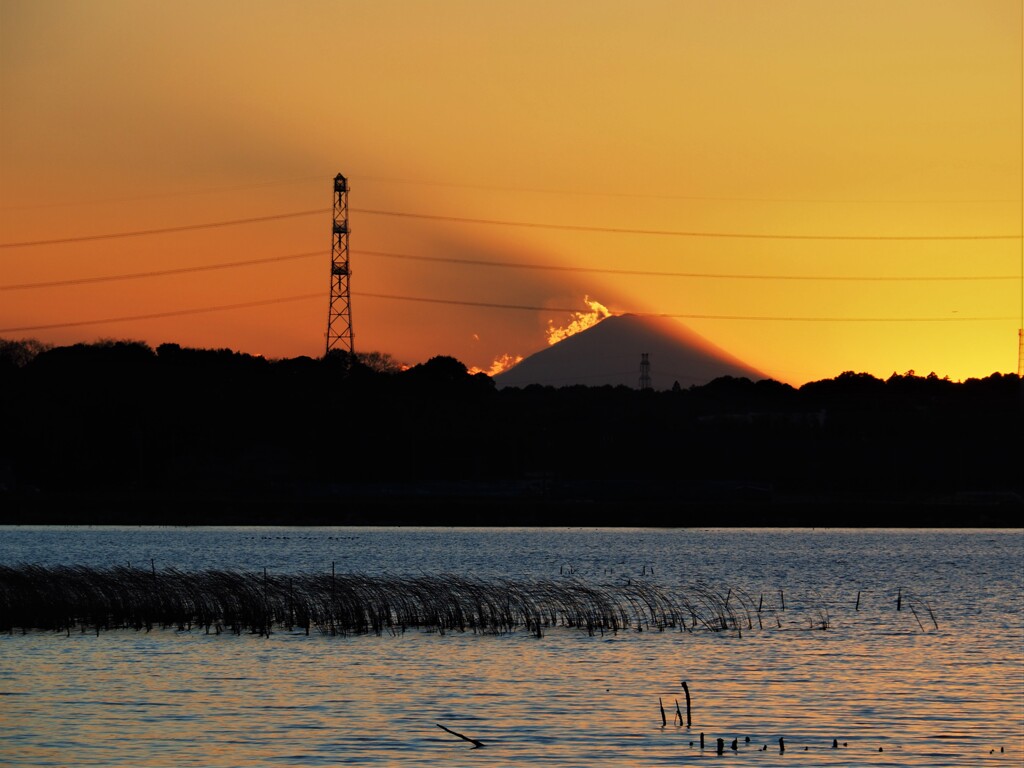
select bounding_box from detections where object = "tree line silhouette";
[1,338,1020,526]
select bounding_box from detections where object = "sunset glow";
[1,1,1021,384]
[469,352,523,377]
[546,297,614,346]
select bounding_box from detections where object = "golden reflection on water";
[1,621,1021,768]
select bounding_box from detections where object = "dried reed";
[0,566,922,638]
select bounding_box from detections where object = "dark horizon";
[1,337,1021,528]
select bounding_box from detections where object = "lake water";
[1,526,1021,767]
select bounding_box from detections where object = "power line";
[352,208,1022,241]
[353,175,1018,205]
[3,205,1020,249]
[0,210,327,249]
[0,250,324,291]
[1,291,1013,334]
[3,172,1016,211]
[3,246,1013,292]
[0,294,321,333]
[358,292,1013,322]
[356,249,1018,282]
[0,175,326,212]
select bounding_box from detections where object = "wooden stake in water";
[681,680,692,727]
[908,603,925,632]
[897,588,902,611]
[659,697,666,727]
[674,699,683,727]
[263,567,269,636]
[855,590,861,610]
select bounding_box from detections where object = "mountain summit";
[494,314,765,390]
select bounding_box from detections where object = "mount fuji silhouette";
[494,314,765,390]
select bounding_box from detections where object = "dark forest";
[1,339,1021,527]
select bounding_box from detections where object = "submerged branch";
[436,723,484,748]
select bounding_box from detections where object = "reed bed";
[0,565,912,638]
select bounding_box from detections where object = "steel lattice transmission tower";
[325,173,354,357]
[639,352,651,391]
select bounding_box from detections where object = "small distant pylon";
[325,173,354,357]
[639,352,651,391]
[1017,328,1023,377]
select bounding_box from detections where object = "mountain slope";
[495,314,765,389]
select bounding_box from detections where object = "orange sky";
[1,0,1021,385]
